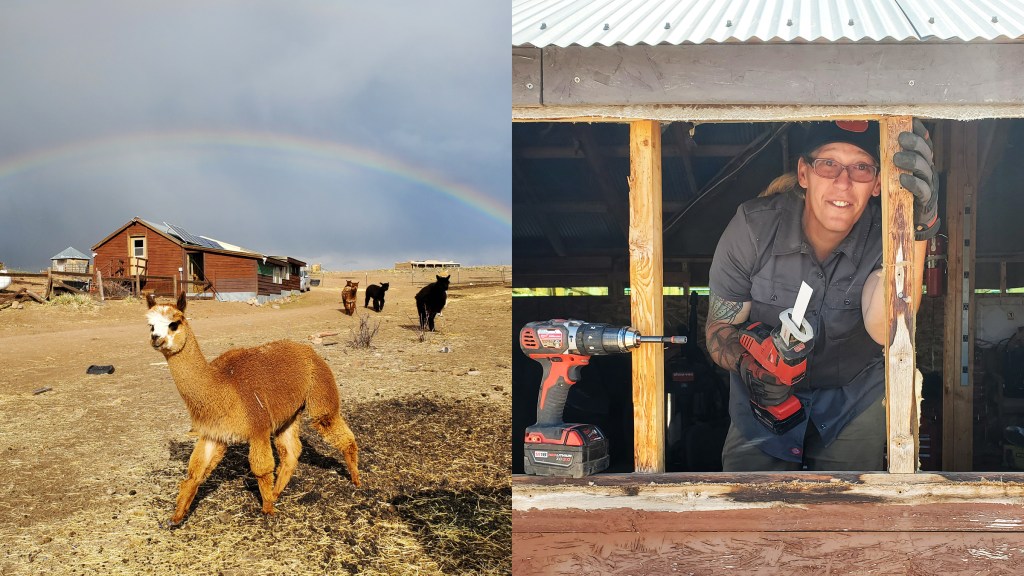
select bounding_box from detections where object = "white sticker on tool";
[536,328,564,349]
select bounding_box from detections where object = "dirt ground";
[0,267,512,575]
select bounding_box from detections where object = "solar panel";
[198,236,223,250]
[165,223,202,246]
[165,223,221,249]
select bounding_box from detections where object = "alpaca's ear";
[177,291,188,312]
[146,293,157,308]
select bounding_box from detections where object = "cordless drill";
[738,307,814,435]
[520,319,686,477]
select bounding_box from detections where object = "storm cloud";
[0,1,510,271]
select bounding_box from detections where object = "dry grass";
[0,268,512,576]
[45,293,96,309]
[0,396,510,576]
[349,313,381,349]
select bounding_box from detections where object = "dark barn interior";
[513,118,1024,474]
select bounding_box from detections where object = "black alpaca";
[364,282,389,312]
[415,274,450,331]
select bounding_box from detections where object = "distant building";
[50,246,91,273]
[394,259,461,270]
[92,217,305,302]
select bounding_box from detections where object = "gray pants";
[721,397,885,471]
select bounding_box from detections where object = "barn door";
[128,235,147,275]
[187,252,205,286]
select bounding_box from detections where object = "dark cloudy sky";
[0,1,510,271]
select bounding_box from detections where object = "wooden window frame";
[512,40,1024,570]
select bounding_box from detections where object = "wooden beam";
[513,471,1024,531]
[514,532,1024,574]
[880,117,919,474]
[628,119,665,474]
[541,44,1024,106]
[512,47,541,107]
[942,121,978,471]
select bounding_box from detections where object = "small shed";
[513,0,1024,572]
[92,217,305,302]
[50,247,91,273]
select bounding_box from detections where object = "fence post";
[172,275,178,297]
[96,270,105,301]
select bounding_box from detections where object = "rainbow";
[0,129,511,227]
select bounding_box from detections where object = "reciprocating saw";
[737,282,815,435]
[519,319,686,477]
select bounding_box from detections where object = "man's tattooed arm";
[705,290,751,373]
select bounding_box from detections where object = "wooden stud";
[942,121,978,471]
[628,120,665,473]
[880,116,918,474]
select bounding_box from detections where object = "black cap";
[798,120,880,163]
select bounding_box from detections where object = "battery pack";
[523,423,610,478]
[751,402,806,435]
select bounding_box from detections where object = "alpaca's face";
[146,305,188,355]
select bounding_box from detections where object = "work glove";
[737,352,793,407]
[893,118,940,240]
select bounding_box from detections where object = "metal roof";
[51,246,91,261]
[513,0,1024,47]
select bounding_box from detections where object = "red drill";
[519,319,686,477]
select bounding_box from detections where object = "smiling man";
[705,120,938,471]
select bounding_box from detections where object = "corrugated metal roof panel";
[898,0,1024,41]
[513,0,1024,47]
[51,246,90,260]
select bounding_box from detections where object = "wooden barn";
[92,217,305,302]
[512,0,1024,572]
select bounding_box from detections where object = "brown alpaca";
[146,292,360,526]
[341,280,358,315]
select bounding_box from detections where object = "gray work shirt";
[709,190,884,462]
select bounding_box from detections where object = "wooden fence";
[0,269,180,303]
[344,266,512,289]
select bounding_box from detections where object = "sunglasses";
[804,157,879,183]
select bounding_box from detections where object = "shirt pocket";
[822,281,865,342]
[750,274,799,326]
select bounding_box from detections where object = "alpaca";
[363,282,389,312]
[414,274,450,331]
[341,280,359,315]
[146,292,360,526]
